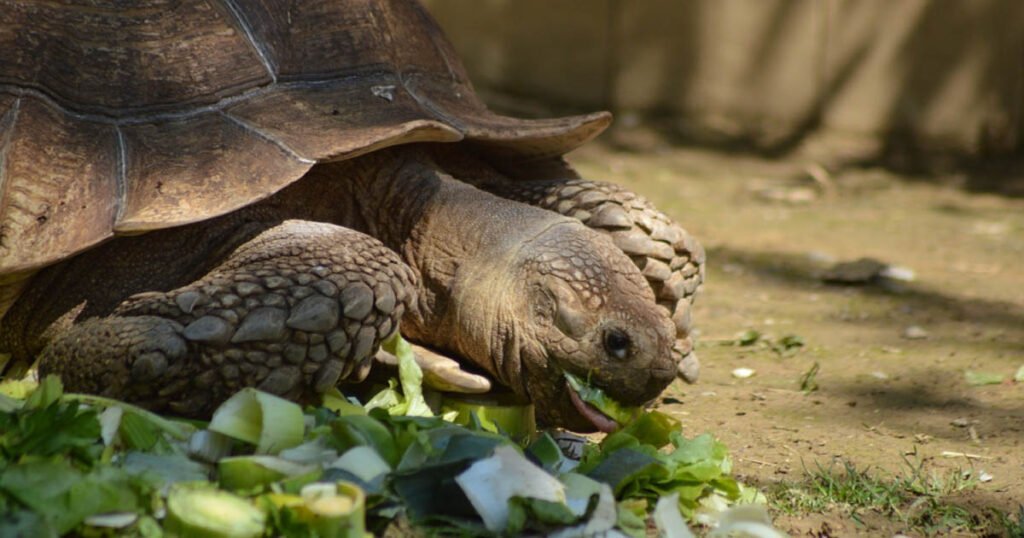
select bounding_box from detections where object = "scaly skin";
[428,148,705,383]
[3,145,677,430]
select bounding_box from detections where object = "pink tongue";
[567,384,619,433]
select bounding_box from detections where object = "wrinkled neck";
[282,146,559,390]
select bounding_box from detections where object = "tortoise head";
[506,222,677,432]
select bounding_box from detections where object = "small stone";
[231,307,288,343]
[296,273,316,285]
[175,290,207,314]
[246,351,267,364]
[903,326,929,340]
[341,283,374,319]
[287,295,340,332]
[183,316,233,346]
[309,333,324,344]
[312,265,331,278]
[731,367,756,379]
[220,294,241,308]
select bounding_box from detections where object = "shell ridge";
[219,111,315,164]
[398,70,466,132]
[113,125,127,224]
[218,0,279,83]
[0,78,360,126]
[0,98,21,208]
[0,98,23,254]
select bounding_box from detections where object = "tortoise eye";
[603,328,631,360]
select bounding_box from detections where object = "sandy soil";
[569,139,1024,537]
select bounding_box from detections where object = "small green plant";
[799,362,820,393]
[769,458,1016,536]
[716,329,805,357]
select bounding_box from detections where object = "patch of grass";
[769,458,1019,536]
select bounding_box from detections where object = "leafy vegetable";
[964,370,1005,386]
[564,372,641,425]
[208,388,304,454]
[372,333,432,417]
[0,360,774,537]
[165,484,265,538]
[442,393,536,441]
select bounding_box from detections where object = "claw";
[374,344,492,393]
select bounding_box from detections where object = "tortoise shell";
[0,0,609,275]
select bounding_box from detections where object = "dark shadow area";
[707,245,1024,348]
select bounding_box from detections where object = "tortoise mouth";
[566,380,619,433]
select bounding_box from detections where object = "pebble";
[731,367,756,379]
[903,325,929,340]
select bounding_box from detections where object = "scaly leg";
[38,220,416,416]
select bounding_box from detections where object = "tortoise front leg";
[38,220,416,416]
[481,178,704,383]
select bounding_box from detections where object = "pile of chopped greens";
[0,337,779,537]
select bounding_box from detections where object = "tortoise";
[0,0,704,431]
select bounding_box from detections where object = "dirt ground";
[568,137,1024,537]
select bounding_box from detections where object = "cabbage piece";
[564,372,641,425]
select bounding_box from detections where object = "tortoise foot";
[483,179,705,383]
[40,220,417,416]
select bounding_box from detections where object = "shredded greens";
[564,371,642,425]
[0,336,774,536]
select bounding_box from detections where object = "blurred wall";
[421,0,1024,157]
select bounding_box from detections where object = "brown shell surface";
[0,0,610,275]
